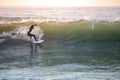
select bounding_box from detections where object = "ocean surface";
[0,7,120,23]
[0,7,120,80]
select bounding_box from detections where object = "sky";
[0,0,120,7]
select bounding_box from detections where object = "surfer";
[27,24,37,41]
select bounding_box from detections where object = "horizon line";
[0,5,120,8]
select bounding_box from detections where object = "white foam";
[91,20,96,30]
[0,39,5,43]
[1,26,44,41]
[0,64,119,80]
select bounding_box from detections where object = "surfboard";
[0,39,6,43]
[31,40,44,43]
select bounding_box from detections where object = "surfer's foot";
[35,39,38,41]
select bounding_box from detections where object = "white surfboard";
[0,39,6,43]
[31,40,44,43]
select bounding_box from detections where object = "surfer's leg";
[28,33,37,41]
[31,34,37,41]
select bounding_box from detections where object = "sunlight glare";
[21,0,89,7]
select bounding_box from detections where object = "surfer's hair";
[30,24,37,29]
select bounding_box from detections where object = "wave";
[0,26,44,41]
[39,21,120,52]
[0,64,119,80]
[0,7,120,24]
[0,21,120,52]
[0,22,119,80]
[0,16,120,24]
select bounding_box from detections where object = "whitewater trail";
[0,26,44,42]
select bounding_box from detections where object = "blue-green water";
[0,21,120,80]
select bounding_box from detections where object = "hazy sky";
[0,0,120,7]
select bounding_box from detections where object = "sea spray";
[1,26,44,41]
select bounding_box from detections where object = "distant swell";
[0,7,120,24]
[0,16,120,24]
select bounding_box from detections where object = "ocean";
[0,7,120,23]
[0,7,120,80]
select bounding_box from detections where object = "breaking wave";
[0,16,120,24]
[1,26,44,41]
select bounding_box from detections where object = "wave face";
[0,7,120,23]
[0,21,120,51]
[42,22,120,52]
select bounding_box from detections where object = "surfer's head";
[30,24,37,29]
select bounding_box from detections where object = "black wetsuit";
[27,25,37,41]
